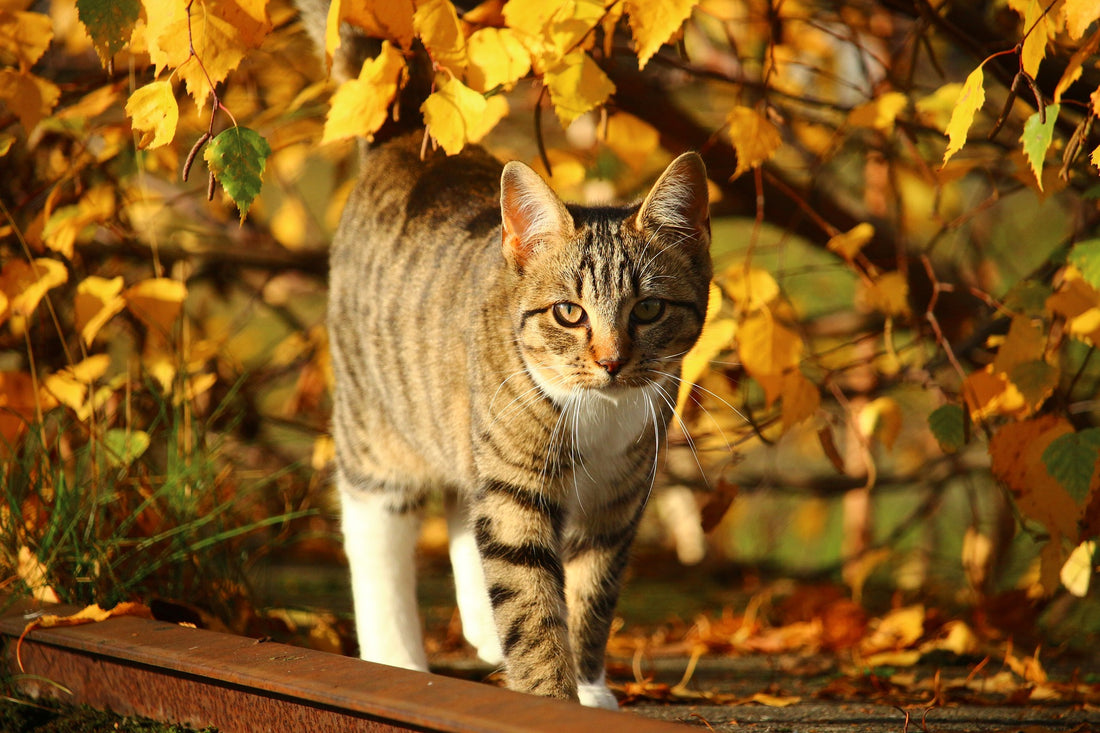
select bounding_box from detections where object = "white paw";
[472,633,504,666]
[578,681,619,710]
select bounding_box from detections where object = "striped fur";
[329,134,711,707]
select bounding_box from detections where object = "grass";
[0,376,314,624]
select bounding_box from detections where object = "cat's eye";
[553,302,587,327]
[631,298,665,324]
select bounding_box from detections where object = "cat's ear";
[500,161,574,268]
[635,152,710,249]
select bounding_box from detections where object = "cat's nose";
[598,358,623,376]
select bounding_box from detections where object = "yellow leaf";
[271,196,308,249]
[858,396,903,450]
[726,105,781,179]
[676,282,733,415]
[142,0,189,75]
[212,0,271,49]
[963,365,1027,420]
[0,258,68,335]
[1065,0,1100,39]
[1060,540,1096,597]
[124,278,187,336]
[42,184,115,259]
[827,222,875,260]
[341,0,415,49]
[856,271,910,317]
[322,41,405,144]
[746,692,802,707]
[16,547,59,604]
[1093,143,1100,171]
[860,604,925,654]
[1047,266,1100,345]
[1020,0,1048,77]
[546,0,604,60]
[156,7,245,104]
[1054,26,1100,103]
[126,80,179,149]
[780,369,819,430]
[544,50,614,128]
[0,68,59,132]
[942,65,985,165]
[75,275,126,346]
[737,310,803,379]
[623,0,699,69]
[42,354,111,416]
[0,9,53,69]
[422,77,506,155]
[466,27,530,93]
[18,602,154,668]
[847,91,908,133]
[723,265,779,312]
[413,0,466,77]
[603,112,659,170]
[312,434,335,471]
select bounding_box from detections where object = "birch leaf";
[467,27,530,93]
[423,77,506,155]
[1065,0,1100,39]
[0,9,54,69]
[1020,104,1059,190]
[676,282,732,415]
[544,51,615,128]
[1020,0,1048,77]
[0,258,68,335]
[942,65,985,165]
[76,0,139,66]
[126,80,179,149]
[413,0,466,77]
[322,41,405,144]
[203,126,271,220]
[75,275,126,346]
[727,106,781,178]
[623,0,699,69]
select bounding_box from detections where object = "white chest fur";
[558,386,659,510]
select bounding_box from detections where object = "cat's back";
[328,136,509,486]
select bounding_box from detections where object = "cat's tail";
[294,0,431,143]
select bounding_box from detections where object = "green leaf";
[203,127,271,220]
[1020,104,1060,190]
[1068,238,1100,290]
[102,428,150,468]
[1041,428,1100,503]
[76,0,141,67]
[928,403,966,452]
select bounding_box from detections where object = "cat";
[327,135,711,708]
[310,5,713,709]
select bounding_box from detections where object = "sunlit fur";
[329,133,711,708]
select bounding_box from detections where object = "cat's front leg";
[471,479,577,701]
[562,485,649,710]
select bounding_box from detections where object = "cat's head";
[499,153,712,404]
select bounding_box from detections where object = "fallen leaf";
[18,602,153,671]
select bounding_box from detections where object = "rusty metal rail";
[0,598,690,732]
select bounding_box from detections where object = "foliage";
[2,0,1100,620]
[2,385,310,616]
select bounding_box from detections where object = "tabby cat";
[328,133,711,708]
